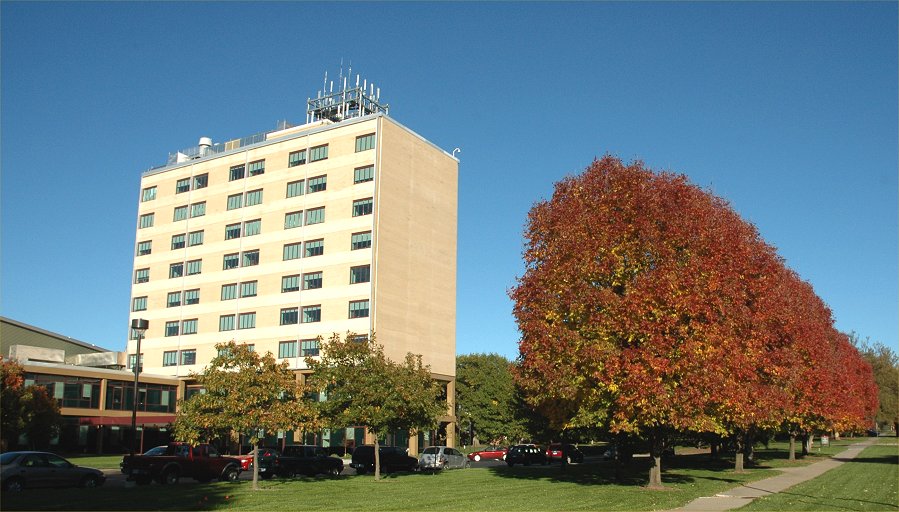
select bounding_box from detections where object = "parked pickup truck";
[120,443,241,485]
[273,445,343,478]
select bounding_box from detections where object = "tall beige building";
[127,82,458,448]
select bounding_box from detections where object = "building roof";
[0,316,110,357]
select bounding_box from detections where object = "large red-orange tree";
[511,156,785,487]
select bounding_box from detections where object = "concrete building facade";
[128,91,458,450]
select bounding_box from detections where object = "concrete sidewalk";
[665,440,876,512]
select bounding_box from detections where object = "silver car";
[418,446,470,471]
[1,451,106,491]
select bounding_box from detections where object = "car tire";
[221,466,239,482]
[260,472,273,480]
[4,477,24,492]
[464,460,471,469]
[161,468,179,485]
[81,475,100,488]
[473,454,481,462]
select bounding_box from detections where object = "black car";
[1,451,106,491]
[506,444,548,467]
[276,445,343,477]
[546,443,584,464]
[350,445,418,474]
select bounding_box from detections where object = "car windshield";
[0,452,21,465]
[422,447,439,455]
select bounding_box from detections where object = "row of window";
[132,265,370,311]
[155,299,370,338]
[133,231,372,284]
[140,133,376,202]
[157,337,323,368]
[137,195,371,233]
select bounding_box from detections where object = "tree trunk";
[734,434,745,473]
[646,430,664,489]
[710,439,719,458]
[373,437,381,481]
[801,433,810,456]
[743,431,755,467]
[788,433,796,461]
[252,442,260,490]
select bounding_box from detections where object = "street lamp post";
[129,318,149,456]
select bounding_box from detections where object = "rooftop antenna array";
[307,63,389,123]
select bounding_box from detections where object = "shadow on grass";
[0,481,242,511]
[485,453,750,488]
[831,455,899,465]
[749,486,899,510]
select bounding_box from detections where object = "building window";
[351,231,372,250]
[248,160,265,176]
[173,205,188,221]
[225,223,241,240]
[283,242,301,261]
[132,296,147,312]
[229,164,245,181]
[221,283,237,301]
[282,275,300,293]
[238,312,256,330]
[128,354,143,371]
[163,351,178,367]
[134,268,149,284]
[242,250,259,267]
[308,175,327,193]
[186,259,202,275]
[288,149,306,167]
[194,173,208,190]
[301,339,321,357]
[355,133,376,152]
[349,299,370,319]
[305,207,325,225]
[227,193,242,210]
[165,321,179,337]
[302,305,321,323]
[176,178,191,194]
[287,179,304,198]
[303,271,323,290]
[280,308,299,326]
[353,198,373,217]
[181,349,197,365]
[279,340,297,358]
[354,165,374,183]
[223,253,239,270]
[136,241,152,256]
[188,230,204,246]
[245,189,263,206]
[350,265,371,284]
[169,262,184,278]
[304,239,324,257]
[141,186,157,202]
[285,211,303,229]
[240,281,257,297]
[182,319,198,335]
[244,219,261,237]
[171,234,185,250]
[184,289,200,305]
[139,213,154,228]
[219,314,235,331]
[167,291,181,308]
[190,202,206,218]
[309,144,328,162]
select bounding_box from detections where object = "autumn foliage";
[511,156,878,486]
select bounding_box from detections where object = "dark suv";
[276,445,343,477]
[506,444,548,467]
[350,445,418,474]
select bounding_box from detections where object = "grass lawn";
[741,439,899,511]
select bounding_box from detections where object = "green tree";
[306,333,443,481]
[852,334,899,433]
[456,353,528,444]
[174,341,317,490]
[1,357,26,450]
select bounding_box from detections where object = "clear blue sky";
[2,2,896,359]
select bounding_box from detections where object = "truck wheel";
[221,466,239,482]
[161,469,179,485]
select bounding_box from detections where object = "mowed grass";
[742,440,899,511]
[2,439,884,511]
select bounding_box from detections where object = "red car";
[467,445,508,462]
